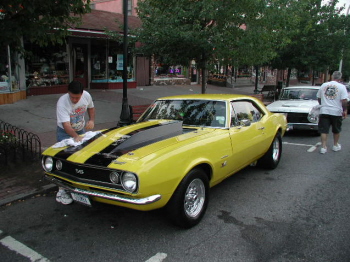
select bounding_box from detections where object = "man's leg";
[321,133,328,149]
[318,115,330,153]
[331,116,342,151]
[56,126,74,205]
[333,133,340,146]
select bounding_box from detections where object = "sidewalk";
[0,83,258,206]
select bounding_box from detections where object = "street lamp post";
[117,0,132,126]
[339,4,350,73]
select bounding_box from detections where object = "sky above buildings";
[337,0,349,9]
[323,0,349,13]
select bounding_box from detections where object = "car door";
[226,100,267,174]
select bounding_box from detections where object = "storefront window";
[0,45,21,92]
[91,39,134,83]
[0,45,10,92]
[91,40,107,81]
[24,42,69,88]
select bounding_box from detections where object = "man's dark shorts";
[318,114,343,134]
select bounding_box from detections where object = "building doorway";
[72,43,88,88]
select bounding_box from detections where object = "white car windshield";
[139,99,227,127]
[279,88,318,100]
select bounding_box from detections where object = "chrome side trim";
[45,175,161,205]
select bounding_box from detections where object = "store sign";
[117,54,123,70]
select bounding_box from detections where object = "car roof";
[157,94,250,101]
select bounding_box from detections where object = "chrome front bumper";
[45,175,161,205]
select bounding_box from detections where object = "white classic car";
[267,86,320,131]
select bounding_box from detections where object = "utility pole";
[118,0,132,126]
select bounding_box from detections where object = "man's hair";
[68,81,84,94]
[332,71,342,80]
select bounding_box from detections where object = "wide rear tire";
[257,133,282,169]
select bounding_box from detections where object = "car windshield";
[139,99,227,127]
[279,88,318,100]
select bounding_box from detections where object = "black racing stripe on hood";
[84,124,163,167]
[54,126,120,160]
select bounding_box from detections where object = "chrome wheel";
[257,133,282,169]
[184,178,206,218]
[272,137,281,162]
[167,168,209,228]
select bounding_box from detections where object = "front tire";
[166,168,209,228]
[257,132,282,169]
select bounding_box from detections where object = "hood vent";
[111,121,183,154]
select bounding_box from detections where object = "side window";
[230,101,264,126]
[249,103,263,122]
[230,104,238,126]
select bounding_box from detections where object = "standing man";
[317,71,348,154]
[56,80,95,204]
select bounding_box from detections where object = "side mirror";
[240,119,251,127]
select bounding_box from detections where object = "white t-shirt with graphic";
[57,91,94,131]
[317,81,348,116]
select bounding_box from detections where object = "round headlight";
[307,113,318,123]
[109,171,120,184]
[56,160,62,170]
[121,172,138,193]
[42,157,53,172]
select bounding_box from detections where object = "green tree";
[270,0,350,85]
[0,0,91,51]
[135,0,294,93]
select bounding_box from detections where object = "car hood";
[43,120,216,167]
[267,100,319,113]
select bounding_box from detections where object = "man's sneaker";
[320,147,327,154]
[332,144,341,152]
[56,190,73,205]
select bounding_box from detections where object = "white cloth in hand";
[52,131,101,148]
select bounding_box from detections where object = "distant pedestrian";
[55,80,95,204]
[317,71,348,154]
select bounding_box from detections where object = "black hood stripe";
[54,123,163,166]
[55,126,119,160]
[84,124,164,167]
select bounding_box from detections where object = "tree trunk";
[201,67,206,94]
[286,68,291,87]
[254,66,259,93]
[200,54,207,94]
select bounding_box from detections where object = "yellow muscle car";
[42,94,287,228]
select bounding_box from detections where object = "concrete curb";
[0,184,57,207]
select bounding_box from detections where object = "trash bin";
[191,74,197,82]
[191,67,197,82]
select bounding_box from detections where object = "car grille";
[286,112,310,123]
[52,158,125,191]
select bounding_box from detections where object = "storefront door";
[72,43,88,88]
